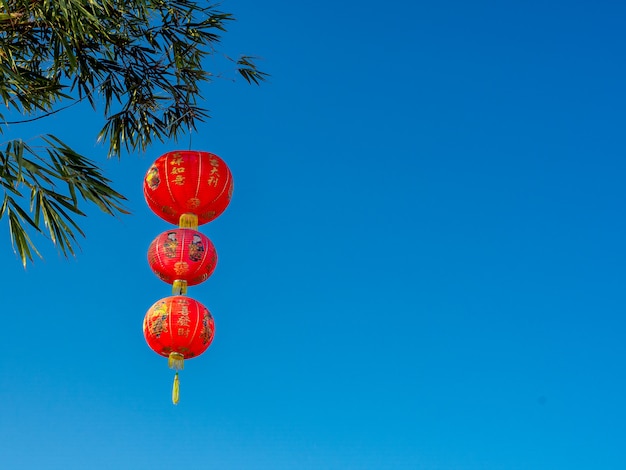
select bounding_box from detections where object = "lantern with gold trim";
[143,150,233,228]
[143,296,215,404]
[147,228,218,295]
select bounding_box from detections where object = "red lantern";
[143,295,215,405]
[147,228,217,290]
[143,150,233,226]
[143,295,215,361]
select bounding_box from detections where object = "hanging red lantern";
[147,228,217,293]
[143,295,215,404]
[143,150,233,227]
[143,295,215,360]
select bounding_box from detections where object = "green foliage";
[0,0,266,265]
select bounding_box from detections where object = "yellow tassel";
[179,213,198,230]
[172,372,180,405]
[169,353,184,405]
[168,352,185,370]
[172,279,188,295]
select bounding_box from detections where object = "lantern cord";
[172,372,180,405]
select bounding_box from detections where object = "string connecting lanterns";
[142,150,233,404]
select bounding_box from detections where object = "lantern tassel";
[169,352,184,405]
[172,372,180,405]
[179,213,198,230]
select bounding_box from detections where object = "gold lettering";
[172,175,186,186]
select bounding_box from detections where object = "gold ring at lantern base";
[168,352,185,370]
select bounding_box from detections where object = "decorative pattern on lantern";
[147,228,218,288]
[143,295,215,361]
[143,150,233,226]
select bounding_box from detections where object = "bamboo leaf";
[0,0,264,265]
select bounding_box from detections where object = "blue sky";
[2,1,626,468]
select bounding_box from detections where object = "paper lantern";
[143,150,233,226]
[147,228,217,291]
[143,295,215,361]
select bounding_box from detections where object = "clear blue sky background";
[2,1,626,468]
